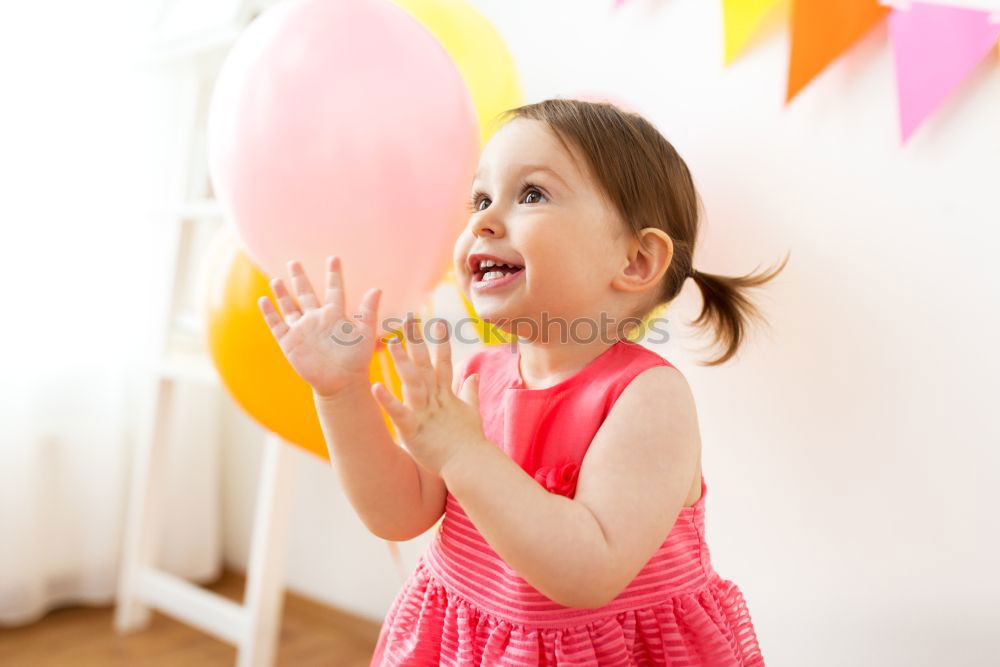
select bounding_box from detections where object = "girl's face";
[453,118,631,339]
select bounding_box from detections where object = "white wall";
[220,2,1000,665]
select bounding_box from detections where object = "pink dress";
[370,339,764,666]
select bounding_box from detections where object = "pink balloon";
[207,0,479,334]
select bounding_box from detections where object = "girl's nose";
[472,213,504,238]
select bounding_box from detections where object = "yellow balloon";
[627,301,672,342]
[391,0,523,146]
[200,228,404,462]
[444,266,514,346]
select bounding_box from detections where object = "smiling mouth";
[473,264,525,283]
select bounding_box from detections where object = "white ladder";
[113,3,299,665]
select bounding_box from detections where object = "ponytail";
[688,252,790,366]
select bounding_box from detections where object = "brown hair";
[496,98,789,366]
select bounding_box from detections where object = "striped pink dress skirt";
[370,340,764,666]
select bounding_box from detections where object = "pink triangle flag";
[889,2,1000,143]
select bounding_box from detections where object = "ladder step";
[154,198,225,222]
[136,568,248,645]
[157,347,219,385]
[173,198,224,221]
[141,28,243,68]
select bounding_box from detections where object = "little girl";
[259,98,786,666]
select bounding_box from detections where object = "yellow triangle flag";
[722,0,786,65]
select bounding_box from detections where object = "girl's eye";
[467,192,488,212]
[468,184,546,212]
[524,188,545,204]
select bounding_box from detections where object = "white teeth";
[479,259,522,271]
[481,271,505,281]
[478,258,521,270]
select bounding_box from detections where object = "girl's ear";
[611,227,674,293]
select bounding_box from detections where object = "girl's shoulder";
[600,340,682,405]
[616,339,676,366]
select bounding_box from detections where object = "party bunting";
[721,0,786,65]
[888,2,1000,143]
[786,0,890,102]
[609,1,1000,140]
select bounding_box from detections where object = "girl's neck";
[514,336,622,390]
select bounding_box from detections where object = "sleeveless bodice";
[425,340,715,628]
[370,340,764,666]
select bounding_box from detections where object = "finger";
[372,382,415,435]
[460,373,481,410]
[288,260,321,310]
[324,256,346,316]
[428,320,453,396]
[387,336,428,410]
[355,287,382,332]
[404,313,437,399]
[269,277,302,323]
[257,296,290,341]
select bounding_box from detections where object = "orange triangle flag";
[786,0,890,103]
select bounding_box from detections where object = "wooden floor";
[0,569,382,666]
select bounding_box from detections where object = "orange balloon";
[200,228,404,462]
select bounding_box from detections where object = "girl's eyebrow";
[473,164,570,190]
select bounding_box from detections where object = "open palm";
[257,256,382,399]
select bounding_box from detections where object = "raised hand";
[258,256,381,399]
[371,317,488,476]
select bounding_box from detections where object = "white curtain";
[0,1,222,626]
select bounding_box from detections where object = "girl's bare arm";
[314,382,447,541]
[258,256,446,542]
